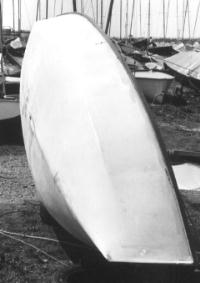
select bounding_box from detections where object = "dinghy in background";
[0,98,19,120]
[133,71,174,104]
[20,14,194,264]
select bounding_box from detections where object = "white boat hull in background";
[134,71,174,104]
[20,14,193,264]
[0,99,19,120]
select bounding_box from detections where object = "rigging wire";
[61,0,64,14]
[192,0,200,38]
[182,0,189,38]
[165,0,171,37]
[187,0,191,39]
[176,0,179,38]
[129,0,135,37]
[53,0,57,16]
[90,0,95,21]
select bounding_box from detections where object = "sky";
[2,0,200,39]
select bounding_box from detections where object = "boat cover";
[149,45,177,57]
[165,50,200,80]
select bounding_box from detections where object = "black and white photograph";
[0,0,200,282]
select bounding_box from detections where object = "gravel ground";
[0,146,36,204]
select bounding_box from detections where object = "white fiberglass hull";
[20,14,193,264]
[134,71,174,103]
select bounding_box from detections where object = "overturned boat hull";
[20,14,193,264]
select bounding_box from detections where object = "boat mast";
[12,0,15,31]
[61,0,64,14]
[125,0,129,39]
[0,1,3,51]
[81,0,84,14]
[140,0,142,37]
[53,0,57,16]
[36,0,41,21]
[176,0,179,38]
[90,0,95,21]
[187,0,191,39]
[36,0,39,21]
[182,0,185,38]
[148,0,150,37]
[182,0,188,38]
[0,0,6,98]
[105,0,114,35]
[73,0,77,12]
[97,0,99,24]
[166,0,171,37]
[100,0,103,29]
[163,0,166,40]
[108,21,111,36]
[120,0,122,39]
[193,0,200,38]
[96,0,99,24]
[46,0,48,19]
[129,0,135,37]
[18,0,21,33]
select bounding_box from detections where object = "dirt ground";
[1,84,200,282]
